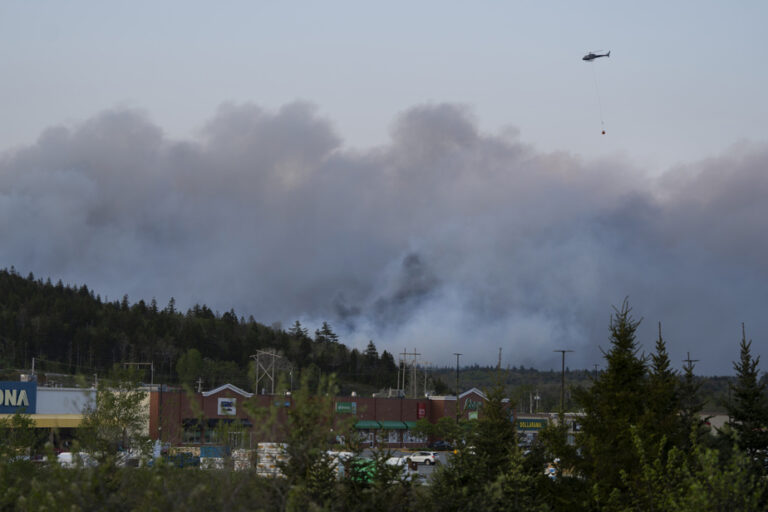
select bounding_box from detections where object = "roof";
[459,388,487,400]
[202,383,254,398]
[428,387,488,402]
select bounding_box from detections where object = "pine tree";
[727,324,768,466]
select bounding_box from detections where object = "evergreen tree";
[627,430,767,511]
[278,373,340,509]
[678,353,707,452]
[573,299,647,507]
[287,320,309,339]
[727,324,768,466]
[364,340,378,362]
[363,341,379,385]
[639,323,680,453]
[430,371,529,511]
[315,321,339,344]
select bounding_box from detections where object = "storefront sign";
[218,397,236,415]
[516,418,548,431]
[0,381,36,414]
[417,402,426,419]
[336,402,357,414]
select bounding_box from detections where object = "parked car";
[428,440,453,451]
[57,452,98,468]
[407,451,438,465]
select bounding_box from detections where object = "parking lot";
[363,449,452,480]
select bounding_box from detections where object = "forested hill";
[0,268,733,409]
[0,267,398,393]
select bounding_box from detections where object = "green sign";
[336,402,357,414]
[468,411,478,420]
[516,418,548,431]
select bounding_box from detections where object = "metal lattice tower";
[251,350,279,395]
[398,348,421,398]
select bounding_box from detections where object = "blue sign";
[0,381,37,414]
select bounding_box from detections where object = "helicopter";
[582,50,610,61]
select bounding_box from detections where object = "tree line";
[0,267,397,393]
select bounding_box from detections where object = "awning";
[354,420,381,430]
[0,414,84,428]
[404,421,419,430]
[378,421,407,430]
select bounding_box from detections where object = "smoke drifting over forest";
[2,102,767,374]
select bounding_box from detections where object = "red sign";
[417,402,427,419]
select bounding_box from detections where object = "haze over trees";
[0,268,738,410]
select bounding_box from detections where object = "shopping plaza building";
[1,379,578,450]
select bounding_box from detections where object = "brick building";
[148,385,490,449]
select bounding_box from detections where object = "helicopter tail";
[606,51,611,57]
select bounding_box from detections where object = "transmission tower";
[251,350,280,395]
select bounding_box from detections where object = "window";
[182,419,201,444]
[403,431,426,444]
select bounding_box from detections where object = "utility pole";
[553,350,574,419]
[453,353,462,423]
[682,352,699,372]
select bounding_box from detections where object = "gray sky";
[2,1,768,374]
